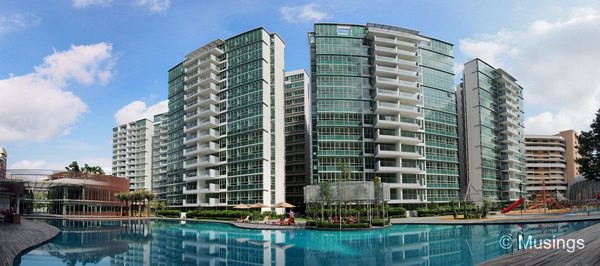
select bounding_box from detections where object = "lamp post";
[519,183,523,216]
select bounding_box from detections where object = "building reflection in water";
[20,219,600,266]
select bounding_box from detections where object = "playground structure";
[501,196,524,213]
[528,190,564,210]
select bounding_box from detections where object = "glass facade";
[167,63,185,207]
[310,23,460,205]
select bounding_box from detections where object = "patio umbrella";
[273,201,295,208]
[249,203,270,208]
[273,201,296,217]
[233,204,250,209]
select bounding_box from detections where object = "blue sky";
[1,0,600,173]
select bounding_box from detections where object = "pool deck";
[391,213,600,225]
[0,219,60,266]
[480,222,600,265]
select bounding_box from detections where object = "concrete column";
[16,195,20,214]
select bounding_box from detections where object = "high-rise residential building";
[524,134,567,197]
[284,69,311,210]
[309,23,460,205]
[151,112,169,201]
[174,27,285,209]
[0,147,6,180]
[458,58,526,204]
[166,63,186,207]
[112,119,154,191]
[558,129,580,185]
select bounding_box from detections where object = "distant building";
[524,134,568,198]
[284,69,311,210]
[458,58,526,204]
[558,129,580,185]
[112,118,154,191]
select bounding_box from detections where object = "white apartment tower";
[112,118,154,191]
[180,28,285,210]
[524,134,568,197]
[458,58,526,204]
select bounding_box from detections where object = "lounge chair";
[262,216,271,224]
[280,218,289,225]
[237,216,250,223]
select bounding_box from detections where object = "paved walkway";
[391,213,600,225]
[481,222,600,265]
[0,219,60,266]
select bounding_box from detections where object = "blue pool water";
[16,219,600,266]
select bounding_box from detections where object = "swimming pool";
[16,219,600,266]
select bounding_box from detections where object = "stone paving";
[0,219,60,266]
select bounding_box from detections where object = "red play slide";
[501,197,525,214]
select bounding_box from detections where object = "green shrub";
[155,209,181,218]
[388,207,406,218]
[371,219,389,226]
[316,222,369,229]
[305,220,317,227]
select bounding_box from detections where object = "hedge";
[155,209,181,218]
[316,222,370,229]
[417,205,478,217]
[187,210,249,219]
[371,219,389,226]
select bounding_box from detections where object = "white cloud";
[0,43,115,143]
[114,99,168,125]
[459,7,600,134]
[0,13,41,35]
[10,157,112,174]
[280,3,331,23]
[10,160,53,169]
[72,0,112,9]
[135,0,170,13]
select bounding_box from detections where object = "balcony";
[184,121,200,133]
[197,142,221,155]
[197,117,220,130]
[374,101,400,115]
[183,145,200,157]
[499,125,519,136]
[197,155,219,167]
[183,134,198,145]
[374,65,418,80]
[498,116,519,127]
[375,145,401,158]
[198,129,220,142]
[183,171,200,181]
[500,144,520,154]
[375,76,419,92]
[398,104,421,117]
[499,135,519,145]
[372,35,418,51]
[375,115,400,129]
[374,55,418,71]
[498,107,520,118]
[375,129,401,143]
[374,45,418,60]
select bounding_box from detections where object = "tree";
[145,191,155,217]
[319,182,333,221]
[115,192,126,217]
[576,110,600,181]
[131,190,144,217]
[65,161,80,173]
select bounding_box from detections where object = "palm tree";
[132,190,144,217]
[65,161,81,178]
[115,192,126,217]
[145,192,156,217]
[123,192,132,217]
